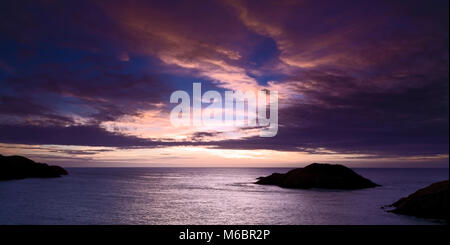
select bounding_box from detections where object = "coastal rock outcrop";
[256,163,379,189]
[0,154,68,181]
[388,180,448,220]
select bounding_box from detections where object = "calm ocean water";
[0,168,448,225]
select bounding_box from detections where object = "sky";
[0,0,448,167]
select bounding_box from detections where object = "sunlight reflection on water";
[0,168,447,225]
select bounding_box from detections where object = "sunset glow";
[0,0,448,167]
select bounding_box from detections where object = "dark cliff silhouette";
[256,163,379,189]
[388,180,448,220]
[0,154,68,181]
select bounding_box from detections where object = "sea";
[0,168,448,225]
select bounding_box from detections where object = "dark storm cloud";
[0,124,224,151]
[207,0,449,158]
[0,124,163,147]
[4,63,170,123]
[0,0,175,125]
[211,68,449,157]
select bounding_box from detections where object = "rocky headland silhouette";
[387,180,448,221]
[0,154,68,181]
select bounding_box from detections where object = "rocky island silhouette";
[256,163,380,189]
